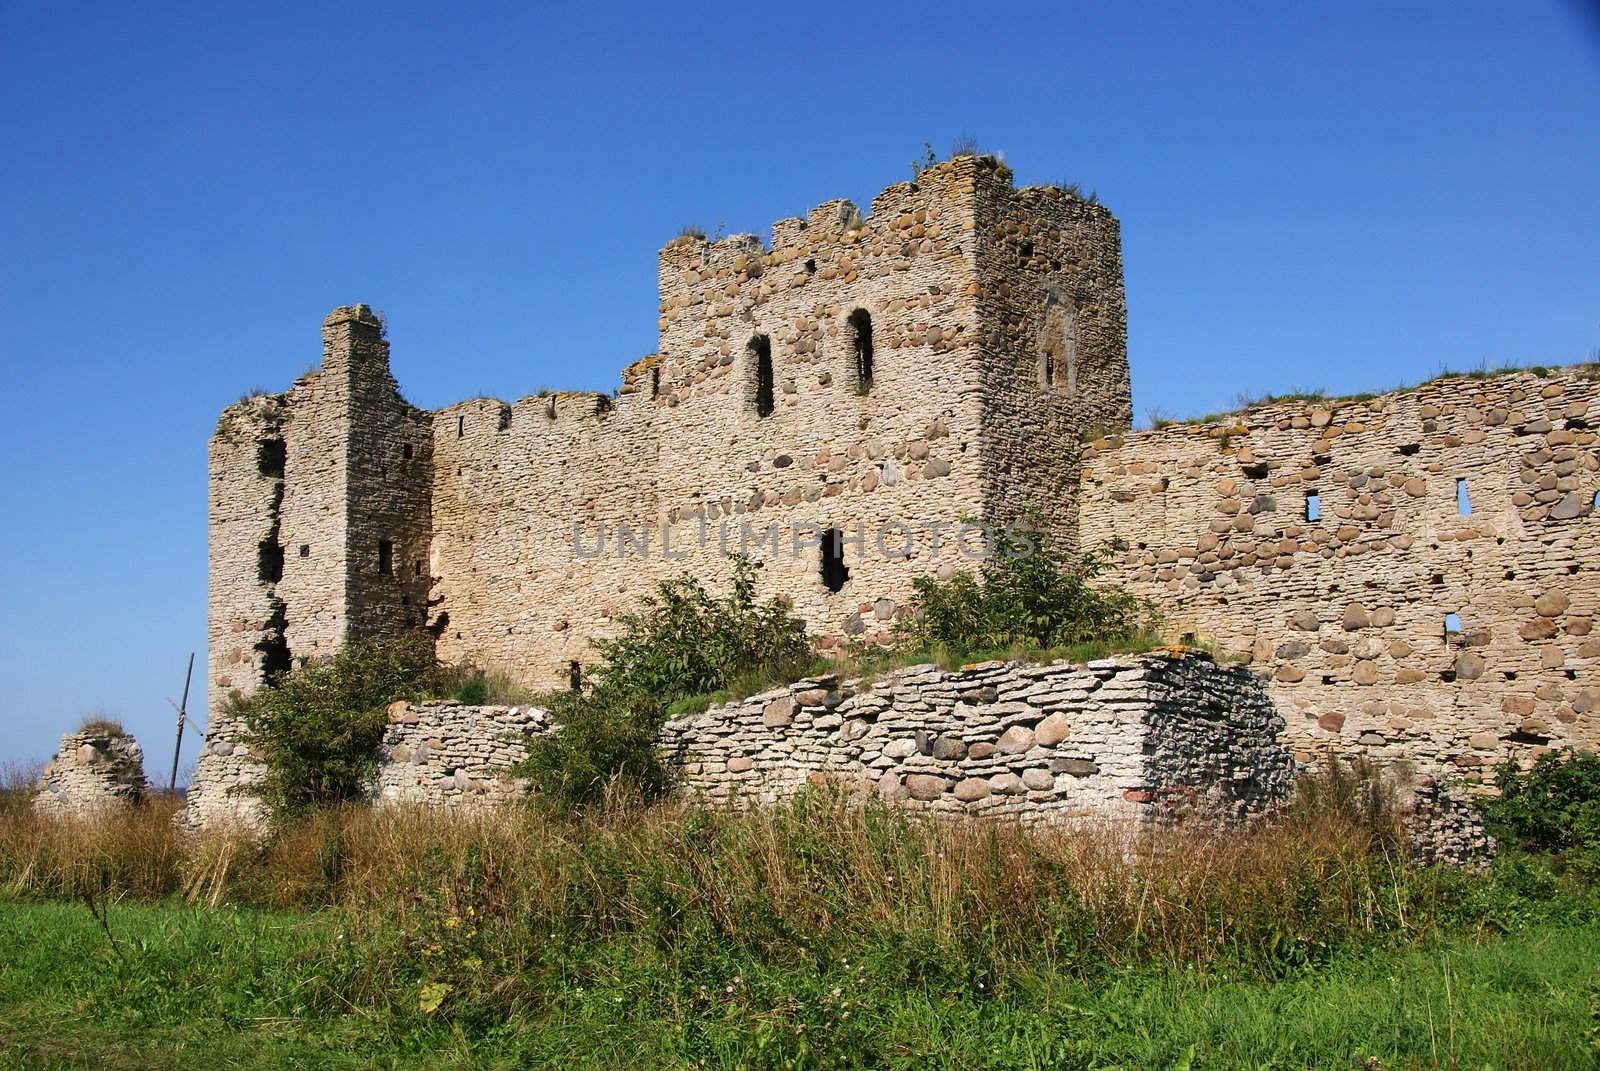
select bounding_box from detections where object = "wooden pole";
[169,652,194,793]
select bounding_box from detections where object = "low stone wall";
[34,728,146,816]
[659,650,1295,824]
[375,701,549,808]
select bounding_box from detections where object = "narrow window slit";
[378,540,393,577]
[1306,492,1321,521]
[848,309,874,393]
[750,335,774,418]
[1443,612,1462,645]
[820,527,849,593]
[1456,478,1471,516]
[568,661,582,692]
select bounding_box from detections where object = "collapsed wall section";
[1080,367,1600,779]
[659,651,1292,824]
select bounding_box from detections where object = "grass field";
[2,789,1597,1070]
[1,901,1595,1069]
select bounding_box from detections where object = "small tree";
[522,556,814,809]
[231,633,440,818]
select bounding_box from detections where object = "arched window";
[847,309,874,393]
[750,335,774,417]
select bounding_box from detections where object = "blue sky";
[2,1,1596,777]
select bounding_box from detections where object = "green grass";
[1,899,1594,1069]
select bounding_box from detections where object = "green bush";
[229,633,441,818]
[1485,749,1600,880]
[521,556,814,810]
[894,528,1154,658]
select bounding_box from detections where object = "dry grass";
[0,779,1434,979]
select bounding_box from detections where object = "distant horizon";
[4,0,1597,778]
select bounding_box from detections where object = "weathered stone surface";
[1034,712,1071,746]
[34,728,146,817]
[995,725,1036,755]
[1079,364,1600,784]
[191,156,1600,831]
[657,652,1294,826]
[953,777,990,802]
[763,697,796,728]
[905,774,950,801]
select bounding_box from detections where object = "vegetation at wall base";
[1,771,1598,1068]
[225,632,444,818]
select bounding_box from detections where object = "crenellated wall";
[1080,367,1600,781]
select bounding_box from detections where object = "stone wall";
[1080,367,1600,780]
[659,650,1293,824]
[358,653,1288,826]
[34,727,146,816]
[375,700,546,808]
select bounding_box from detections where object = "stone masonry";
[191,156,1597,826]
[1080,368,1599,783]
[362,650,1290,826]
[375,700,547,808]
[659,650,1294,824]
[34,727,146,816]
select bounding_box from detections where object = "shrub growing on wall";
[522,556,814,809]
[895,529,1154,657]
[230,633,441,818]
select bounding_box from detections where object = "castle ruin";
[190,156,1598,824]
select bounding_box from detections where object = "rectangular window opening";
[402,442,414,460]
[751,335,774,417]
[1306,492,1321,522]
[298,544,310,558]
[1444,612,1462,644]
[456,415,464,438]
[568,661,582,693]
[257,541,284,584]
[1456,478,1471,516]
[413,559,424,577]
[257,438,286,478]
[820,527,850,593]
[378,539,393,576]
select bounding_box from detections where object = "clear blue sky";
[2,1,1596,778]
